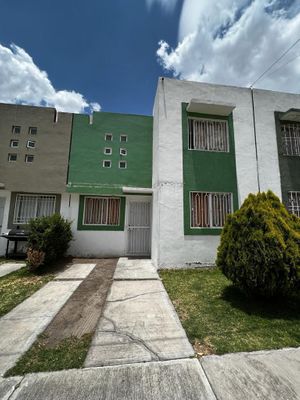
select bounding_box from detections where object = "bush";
[27,214,72,270]
[217,191,300,297]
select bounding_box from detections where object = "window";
[83,197,120,225]
[27,140,36,149]
[288,191,300,217]
[120,148,127,156]
[119,161,127,169]
[8,153,17,162]
[28,127,37,135]
[105,133,113,141]
[25,155,34,163]
[190,192,232,228]
[120,135,127,142]
[103,160,111,168]
[104,147,112,155]
[281,122,300,156]
[12,126,21,134]
[188,118,229,152]
[13,194,56,224]
[10,140,19,148]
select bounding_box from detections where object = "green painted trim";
[77,195,126,231]
[182,103,239,236]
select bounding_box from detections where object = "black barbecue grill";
[1,228,29,258]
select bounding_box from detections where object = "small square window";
[105,133,113,141]
[12,126,21,134]
[119,161,127,169]
[28,127,37,135]
[10,140,19,148]
[103,160,111,168]
[104,147,112,155]
[8,153,17,162]
[27,140,36,149]
[120,148,127,156]
[120,135,127,142]
[25,154,34,163]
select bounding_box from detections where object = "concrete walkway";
[85,258,194,367]
[0,263,96,376]
[0,262,26,278]
[2,348,299,399]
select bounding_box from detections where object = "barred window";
[14,194,56,224]
[288,191,300,217]
[191,192,232,228]
[188,118,229,152]
[84,197,120,225]
[281,122,300,156]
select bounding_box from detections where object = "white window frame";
[10,139,19,148]
[188,117,230,153]
[83,196,121,226]
[104,147,112,155]
[25,154,34,163]
[13,194,57,225]
[120,134,127,142]
[28,127,37,135]
[190,191,233,229]
[281,122,300,156]
[27,140,36,149]
[8,153,17,162]
[12,126,21,134]
[105,133,113,141]
[120,148,127,156]
[288,191,300,217]
[103,160,112,168]
[119,160,127,169]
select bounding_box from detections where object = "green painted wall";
[275,112,300,206]
[182,103,239,235]
[68,112,153,194]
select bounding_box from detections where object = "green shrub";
[27,214,72,270]
[217,191,300,297]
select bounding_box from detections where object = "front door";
[126,200,151,256]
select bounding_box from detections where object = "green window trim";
[77,195,126,231]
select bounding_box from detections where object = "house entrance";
[126,199,151,256]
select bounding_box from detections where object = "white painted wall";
[0,191,11,256]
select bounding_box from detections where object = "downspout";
[250,88,261,193]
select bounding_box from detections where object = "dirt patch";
[42,258,117,347]
[194,338,215,358]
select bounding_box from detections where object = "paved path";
[0,262,26,278]
[85,258,194,367]
[0,263,96,376]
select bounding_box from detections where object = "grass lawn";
[160,268,300,356]
[6,334,93,376]
[0,267,54,317]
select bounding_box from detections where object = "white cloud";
[146,0,178,13]
[0,43,101,113]
[157,0,300,92]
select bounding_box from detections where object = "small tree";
[217,191,300,297]
[27,214,73,270]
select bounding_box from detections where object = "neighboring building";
[0,103,72,256]
[0,79,299,266]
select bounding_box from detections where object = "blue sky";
[0,0,299,115]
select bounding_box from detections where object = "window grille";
[191,192,232,228]
[14,194,56,224]
[84,197,120,225]
[281,122,300,156]
[288,191,300,217]
[188,118,229,152]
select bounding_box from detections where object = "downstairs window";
[14,194,56,224]
[83,197,121,226]
[288,191,300,217]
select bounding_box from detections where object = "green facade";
[67,112,153,195]
[182,103,239,235]
[275,112,300,206]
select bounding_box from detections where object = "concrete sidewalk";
[85,258,194,367]
[0,263,96,376]
[0,262,26,278]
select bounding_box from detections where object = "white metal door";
[127,200,151,256]
[0,198,5,229]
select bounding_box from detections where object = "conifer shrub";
[27,214,72,270]
[217,191,300,297]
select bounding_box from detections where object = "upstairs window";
[188,118,229,152]
[120,148,127,156]
[25,155,34,163]
[104,147,112,155]
[83,197,120,226]
[10,140,19,148]
[281,122,300,156]
[103,160,111,168]
[105,133,113,141]
[288,191,300,217]
[190,192,232,228]
[28,127,37,135]
[13,194,56,224]
[119,160,127,169]
[27,140,36,149]
[12,126,21,134]
[8,153,17,162]
[120,135,127,142]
